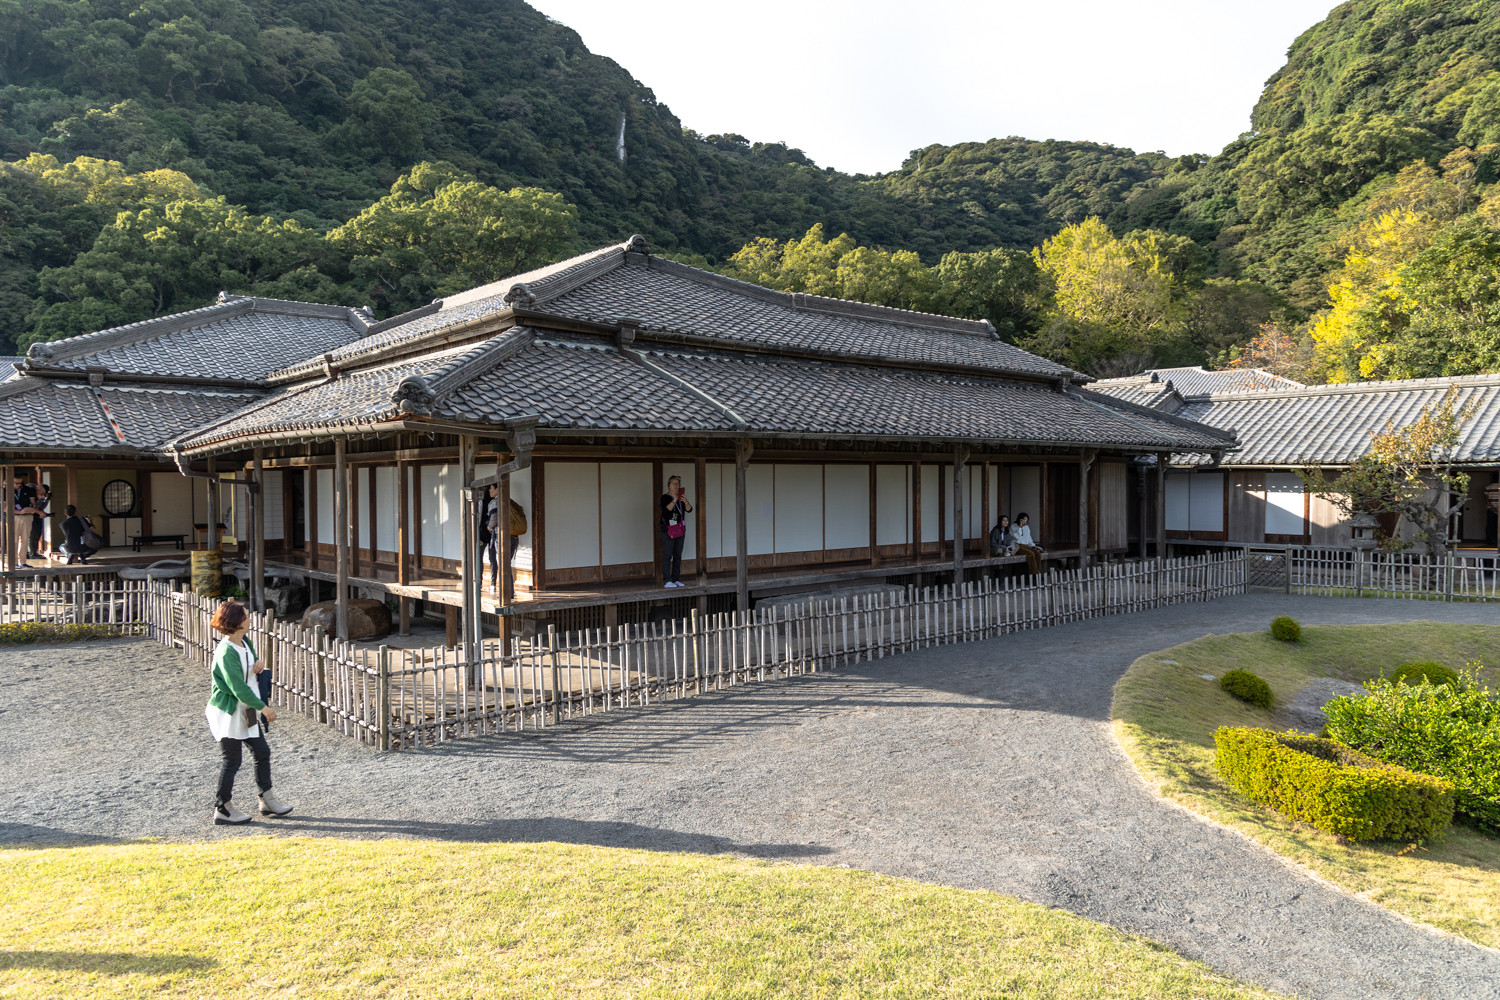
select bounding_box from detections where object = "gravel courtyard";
[4,593,1498,999]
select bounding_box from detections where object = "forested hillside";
[3,0,1500,382]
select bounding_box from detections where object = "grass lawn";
[0,839,1279,1000]
[1112,620,1500,949]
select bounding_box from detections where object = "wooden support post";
[139,470,153,538]
[734,438,753,613]
[396,459,410,635]
[868,463,878,568]
[695,456,708,586]
[445,604,457,649]
[498,472,513,649]
[2,463,13,574]
[252,448,265,612]
[349,462,361,579]
[334,439,349,641]
[1155,452,1169,562]
[206,454,219,552]
[1137,461,1149,560]
[981,461,991,560]
[1079,449,1095,569]
[307,464,319,571]
[458,434,479,654]
[953,445,969,584]
[912,456,922,565]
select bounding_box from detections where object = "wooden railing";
[147,551,1247,750]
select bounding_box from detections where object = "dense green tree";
[26,195,340,346]
[330,161,579,314]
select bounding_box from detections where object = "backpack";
[508,499,527,536]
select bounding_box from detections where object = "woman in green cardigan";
[205,601,294,825]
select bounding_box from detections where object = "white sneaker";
[664,583,675,589]
[258,789,294,817]
[214,802,252,825]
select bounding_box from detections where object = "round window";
[102,479,136,516]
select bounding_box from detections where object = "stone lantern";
[1347,511,1379,551]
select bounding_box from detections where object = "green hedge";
[1214,726,1454,841]
[1390,661,1458,688]
[1270,616,1301,642]
[1324,671,1500,830]
[0,622,119,644]
[1220,669,1273,708]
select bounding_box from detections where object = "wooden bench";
[131,534,186,552]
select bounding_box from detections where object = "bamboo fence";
[1244,545,1500,601]
[0,573,150,631]
[141,550,1246,750]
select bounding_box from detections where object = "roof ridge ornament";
[503,282,536,307]
[392,373,437,415]
[625,234,649,254]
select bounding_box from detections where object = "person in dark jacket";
[658,475,692,588]
[59,505,96,564]
[29,483,50,560]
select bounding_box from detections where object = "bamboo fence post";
[378,644,391,751]
[313,624,328,724]
[548,623,560,726]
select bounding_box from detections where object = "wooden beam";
[3,463,13,573]
[735,438,753,613]
[499,473,513,608]
[652,459,664,586]
[695,456,708,586]
[1136,462,1149,559]
[334,438,349,641]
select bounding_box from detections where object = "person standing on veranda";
[11,472,37,567]
[205,601,293,825]
[658,475,692,588]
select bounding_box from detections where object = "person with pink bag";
[658,475,693,588]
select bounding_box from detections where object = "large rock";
[300,598,392,640]
[265,580,308,618]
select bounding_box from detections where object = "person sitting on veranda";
[990,514,1016,557]
[1008,512,1044,576]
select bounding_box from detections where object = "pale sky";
[536,0,1341,175]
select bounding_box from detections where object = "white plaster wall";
[544,462,601,569]
[875,465,909,545]
[602,462,654,564]
[823,465,869,550]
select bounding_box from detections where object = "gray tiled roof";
[1088,380,1185,413]
[0,378,260,454]
[269,243,633,380]
[1177,373,1500,465]
[546,257,1080,380]
[270,242,1083,384]
[1096,366,1303,397]
[179,332,1233,453]
[21,297,373,381]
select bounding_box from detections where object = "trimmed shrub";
[1220,669,1274,709]
[1270,615,1301,642]
[1214,726,1454,841]
[0,622,119,644]
[1390,661,1458,688]
[1325,668,1500,830]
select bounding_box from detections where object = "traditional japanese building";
[0,237,1238,643]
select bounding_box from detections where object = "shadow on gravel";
[0,951,217,975]
[204,814,836,857]
[0,823,130,847]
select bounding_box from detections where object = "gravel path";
[4,594,1498,999]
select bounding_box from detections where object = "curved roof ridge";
[1193,372,1500,402]
[438,240,631,312]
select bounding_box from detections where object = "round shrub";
[1390,661,1459,688]
[1220,669,1274,709]
[1270,616,1301,642]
